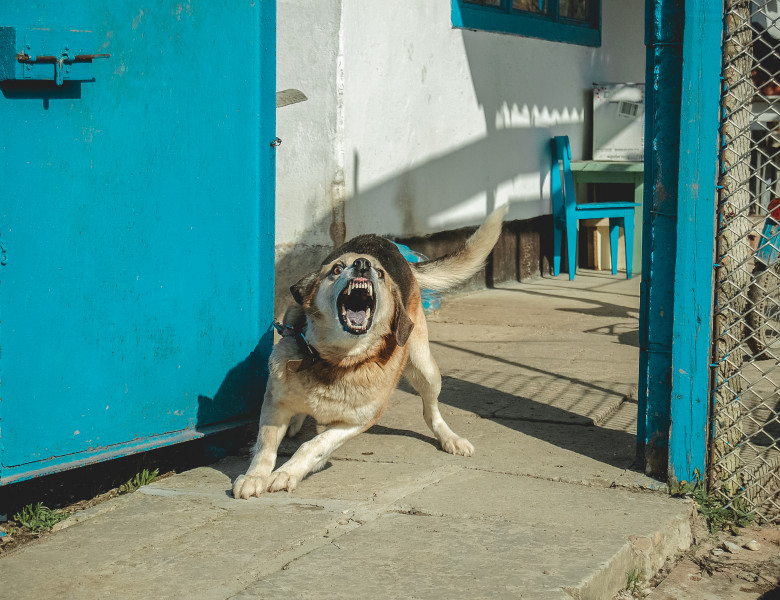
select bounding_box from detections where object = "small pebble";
[723,541,741,553]
[711,548,724,556]
[745,540,760,551]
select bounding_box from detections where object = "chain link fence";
[712,0,780,523]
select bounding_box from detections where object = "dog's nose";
[352,257,371,275]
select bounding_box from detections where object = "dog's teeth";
[367,282,373,296]
[365,307,371,319]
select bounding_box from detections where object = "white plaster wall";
[340,0,646,236]
[275,0,645,244]
[274,0,348,311]
[275,0,343,250]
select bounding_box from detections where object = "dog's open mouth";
[338,277,376,334]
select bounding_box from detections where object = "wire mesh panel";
[713,0,780,523]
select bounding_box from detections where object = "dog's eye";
[332,264,343,275]
[377,269,384,279]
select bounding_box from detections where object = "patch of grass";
[670,469,756,534]
[13,502,68,533]
[624,568,644,594]
[118,468,159,495]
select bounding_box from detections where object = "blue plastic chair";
[551,136,639,280]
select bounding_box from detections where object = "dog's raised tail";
[410,205,508,292]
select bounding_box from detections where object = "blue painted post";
[668,1,721,485]
[637,0,684,476]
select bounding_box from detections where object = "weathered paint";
[668,0,720,485]
[0,1,276,484]
[637,0,684,476]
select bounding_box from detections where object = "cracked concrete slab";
[229,469,691,600]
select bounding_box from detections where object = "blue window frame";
[452,0,601,47]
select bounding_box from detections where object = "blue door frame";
[638,0,721,485]
[0,2,276,485]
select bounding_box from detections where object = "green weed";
[13,502,68,533]
[624,568,644,594]
[670,469,756,534]
[118,468,159,495]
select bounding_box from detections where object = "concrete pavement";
[0,272,696,599]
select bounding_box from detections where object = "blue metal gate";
[0,2,276,484]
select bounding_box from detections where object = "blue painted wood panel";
[668,0,720,485]
[637,0,683,476]
[0,1,275,483]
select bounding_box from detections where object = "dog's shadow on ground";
[214,370,640,496]
[390,376,639,472]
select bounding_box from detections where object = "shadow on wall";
[195,328,274,434]
[347,128,551,237]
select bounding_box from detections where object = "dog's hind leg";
[287,413,306,438]
[404,326,474,457]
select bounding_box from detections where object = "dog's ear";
[391,288,415,346]
[290,272,319,306]
[282,304,307,331]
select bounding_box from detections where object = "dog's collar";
[272,319,320,372]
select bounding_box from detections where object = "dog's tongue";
[347,309,366,325]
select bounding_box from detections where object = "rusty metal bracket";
[1,27,110,85]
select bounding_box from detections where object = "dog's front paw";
[442,436,474,457]
[232,474,267,499]
[267,470,299,493]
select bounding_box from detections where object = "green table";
[570,161,644,276]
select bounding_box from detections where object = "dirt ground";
[617,518,780,599]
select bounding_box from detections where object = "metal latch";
[16,50,110,86]
[0,27,109,86]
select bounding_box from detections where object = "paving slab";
[0,273,695,599]
[254,461,687,600]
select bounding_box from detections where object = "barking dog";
[233,206,507,498]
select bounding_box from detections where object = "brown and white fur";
[232,206,507,498]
